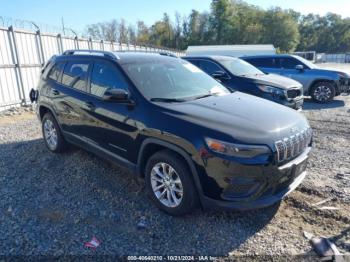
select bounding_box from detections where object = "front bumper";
[261,93,304,110]
[199,147,311,211]
[339,77,350,94]
[280,97,304,110]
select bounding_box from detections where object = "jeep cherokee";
[31,50,312,216]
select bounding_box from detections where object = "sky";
[0,0,349,33]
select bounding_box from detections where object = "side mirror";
[211,71,228,79]
[295,64,304,71]
[103,88,130,102]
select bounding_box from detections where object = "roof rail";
[159,52,178,58]
[112,50,178,58]
[62,50,120,60]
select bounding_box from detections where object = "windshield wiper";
[150,97,186,103]
[191,94,214,100]
[151,92,220,103]
[188,92,225,101]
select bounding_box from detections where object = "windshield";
[218,58,264,76]
[121,59,230,101]
[294,56,318,69]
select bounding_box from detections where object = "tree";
[210,0,237,44]
[84,0,350,53]
[128,24,136,45]
[118,19,129,44]
[149,13,174,47]
[85,20,119,42]
[297,13,350,53]
[261,8,300,52]
[136,21,150,45]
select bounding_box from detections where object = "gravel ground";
[0,97,349,259]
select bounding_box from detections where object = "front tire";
[42,112,68,153]
[310,82,335,103]
[145,150,198,216]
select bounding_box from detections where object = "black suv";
[31,50,312,216]
[184,56,303,110]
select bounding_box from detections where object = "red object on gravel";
[84,236,101,249]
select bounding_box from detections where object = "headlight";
[204,138,271,158]
[258,85,285,96]
[337,72,350,79]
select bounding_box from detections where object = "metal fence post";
[35,30,45,66]
[8,26,26,104]
[88,37,92,50]
[74,36,79,49]
[57,34,63,53]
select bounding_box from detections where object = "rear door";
[81,59,138,159]
[52,59,93,137]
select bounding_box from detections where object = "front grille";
[275,127,312,163]
[287,89,302,99]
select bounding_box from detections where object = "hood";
[311,68,350,78]
[160,92,309,147]
[242,73,302,89]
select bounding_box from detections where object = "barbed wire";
[0,16,84,37]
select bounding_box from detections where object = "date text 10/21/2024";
[127,255,218,261]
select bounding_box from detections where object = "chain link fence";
[0,24,185,111]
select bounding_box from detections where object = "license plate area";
[293,159,308,176]
[276,159,308,192]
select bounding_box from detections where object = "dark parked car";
[183,55,303,110]
[31,50,312,216]
[241,54,350,103]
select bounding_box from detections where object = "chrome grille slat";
[291,135,298,156]
[275,127,312,163]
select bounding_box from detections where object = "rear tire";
[145,150,198,216]
[310,82,335,103]
[42,112,68,153]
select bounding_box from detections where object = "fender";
[37,102,64,132]
[309,79,339,94]
[137,138,205,201]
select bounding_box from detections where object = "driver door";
[196,59,235,90]
[81,59,138,159]
[279,57,307,85]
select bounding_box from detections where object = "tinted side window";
[198,60,223,74]
[48,62,65,82]
[90,61,129,98]
[245,58,276,68]
[280,57,300,69]
[62,61,90,91]
[186,59,200,67]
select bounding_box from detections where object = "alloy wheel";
[43,119,58,150]
[150,162,183,208]
[313,85,332,102]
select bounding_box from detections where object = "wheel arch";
[137,138,204,200]
[39,105,51,120]
[38,104,64,131]
[310,79,339,95]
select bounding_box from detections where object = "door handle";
[52,89,60,96]
[85,101,95,110]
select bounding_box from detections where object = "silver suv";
[242,54,350,103]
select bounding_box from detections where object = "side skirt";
[64,131,137,174]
